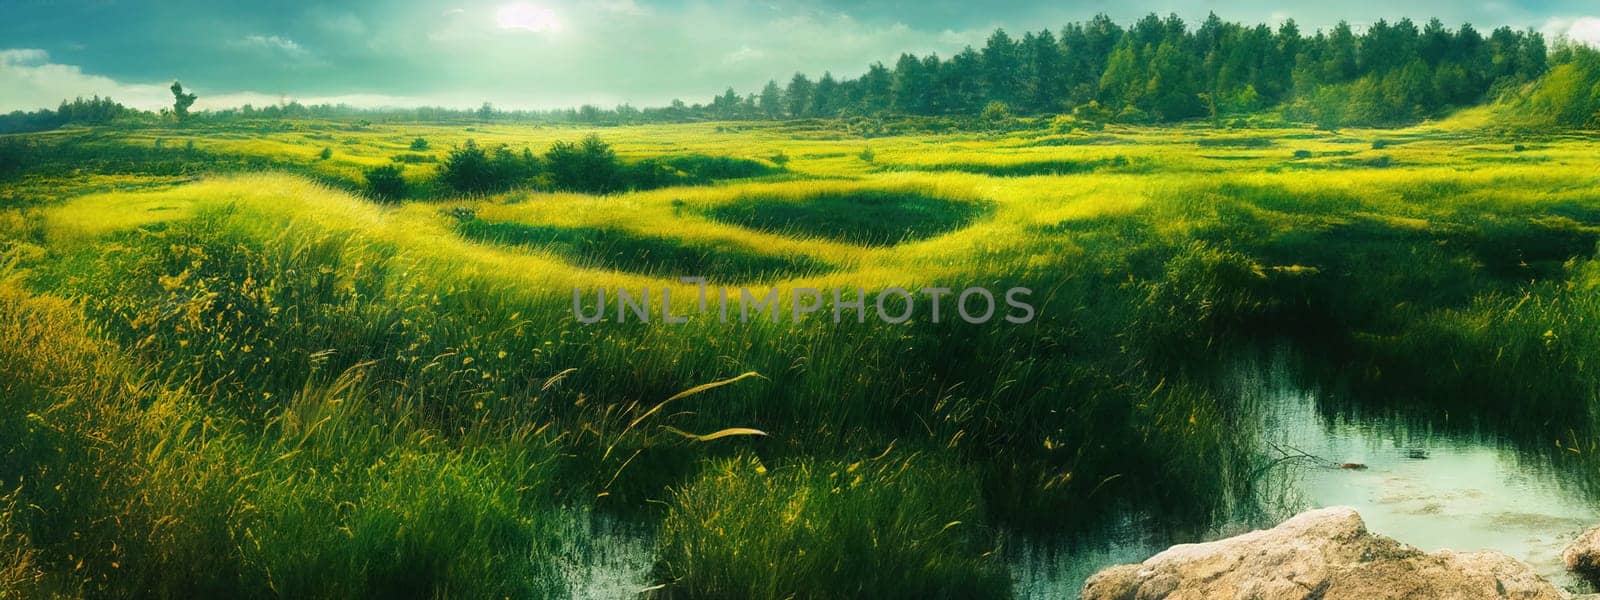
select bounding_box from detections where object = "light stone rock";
[1081,507,1567,600]
[1564,525,1600,586]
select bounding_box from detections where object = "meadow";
[4,109,1600,597]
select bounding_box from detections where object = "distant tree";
[784,73,813,118]
[812,72,841,117]
[891,53,933,114]
[758,80,784,118]
[1022,29,1065,113]
[1098,39,1143,107]
[1324,22,1359,81]
[860,63,893,114]
[980,29,1022,105]
[711,87,741,119]
[170,81,197,120]
[318,147,332,160]
[942,48,984,114]
[410,137,430,151]
[477,101,495,122]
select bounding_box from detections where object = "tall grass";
[654,452,1008,598]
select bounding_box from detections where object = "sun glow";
[495,2,561,33]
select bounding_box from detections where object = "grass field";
[5,111,1600,597]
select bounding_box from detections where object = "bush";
[545,134,620,194]
[364,164,406,202]
[1050,114,1078,133]
[0,137,34,179]
[1115,104,1152,124]
[318,147,332,160]
[1072,101,1114,127]
[440,139,539,194]
[440,140,493,194]
[390,152,436,164]
[1292,149,1313,159]
[409,137,430,151]
[980,100,1013,125]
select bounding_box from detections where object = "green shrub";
[390,152,436,164]
[439,140,538,194]
[545,134,620,194]
[364,164,406,202]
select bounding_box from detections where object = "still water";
[1014,346,1600,598]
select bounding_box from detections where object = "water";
[1013,346,1600,598]
[554,510,656,597]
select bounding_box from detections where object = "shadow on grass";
[702,190,990,247]
[456,218,829,282]
[883,155,1146,177]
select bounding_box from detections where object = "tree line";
[710,13,1554,126]
[3,13,1594,133]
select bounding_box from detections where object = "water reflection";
[555,510,656,597]
[1012,345,1600,598]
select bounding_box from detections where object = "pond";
[1012,345,1600,598]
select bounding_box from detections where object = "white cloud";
[495,3,563,34]
[238,34,309,57]
[0,48,172,112]
[1544,16,1600,48]
[0,49,50,67]
[724,46,766,64]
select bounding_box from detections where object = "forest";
[6,13,1596,134]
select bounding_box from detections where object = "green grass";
[5,113,1600,597]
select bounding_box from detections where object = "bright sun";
[495,2,562,33]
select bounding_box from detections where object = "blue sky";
[2,0,1597,112]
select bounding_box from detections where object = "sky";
[2,0,1599,113]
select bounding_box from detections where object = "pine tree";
[759,80,783,119]
[785,73,813,118]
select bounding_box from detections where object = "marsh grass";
[653,453,1008,599]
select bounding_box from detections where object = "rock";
[1563,525,1600,585]
[1081,507,1566,600]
